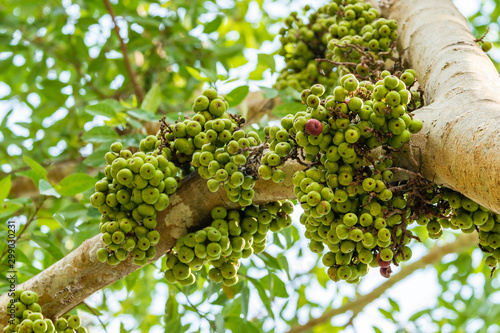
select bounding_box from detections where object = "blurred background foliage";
[0,0,499,332]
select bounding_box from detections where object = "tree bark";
[0,161,302,326]
[2,0,500,326]
[385,0,500,213]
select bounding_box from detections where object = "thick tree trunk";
[2,0,499,326]
[386,0,500,213]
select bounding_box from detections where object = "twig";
[474,27,490,43]
[16,196,47,240]
[387,167,421,178]
[81,301,108,333]
[174,285,211,321]
[174,284,217,332]
[345,311,359,329]
[316,58,359,68]
[102,0,145,102]
[0,196,46,263]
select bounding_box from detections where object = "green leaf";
[259,86,279,99]
[0,201,22,219]
[127,110,159,122]
[238,321,260,333]
[277,254,291,280]
[85,102,117,118]
[388,297,400,312]
[215,313,225,333]
[186,66,210,82]
[224,316,260,333]
[56,173,96,196]
[225,86,249,107]
[257,252,283,271]
[83,144,109,168]
[258,53,275,72]
[280,86,302,101]
[379,308,395,322]
[272,102,306,118]
[81,126,119,143]
[164,318,182,333]
[30,232,65,260]
[0,176,11,202]
[165,291,179,323]
[281,225,293,248]
[39,179,61,198]
[247,276,274,319]
[272,233,284,249]
[200,67,219,82]
[13,248,32,266]
[271,274,289,298]
[15,170,43,188]
[53,213,69,231]
[241,285,249,319]
[127,117,143,129]
[78,303,102,316]
[409,309,429,321]
[248,63,267,80]
[23,156,48,181]
[204,14,223,34]
[16,258,42,277]
[140,83,162,113]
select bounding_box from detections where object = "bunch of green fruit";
[164,201,294,286]
[276,0,400,92]
[261,71,425,282]
[444,191,500,270]
[159,88,263,206]
[90,139,179,265]
[4,290,87,333]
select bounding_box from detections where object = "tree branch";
[243,92,282,125]
[2,0,499,327]
[286,232,477,333]
[385,0,500,213]
[0,160,303,326]
[237,0,500,215]
[7,159,98,199]
[11,0,500,216]
[81,301,108,333]
[102,0,145,102]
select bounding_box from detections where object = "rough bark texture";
[0,161,302,326]
[386,0,500,213]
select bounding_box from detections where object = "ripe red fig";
[376,252,391,268]
[380,267,392,278]
[305,119,323,136]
